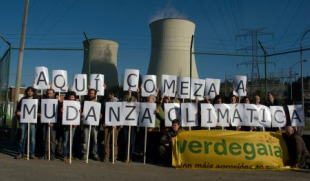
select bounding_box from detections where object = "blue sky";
[0,0,310,87]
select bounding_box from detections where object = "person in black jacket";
[15,87,39,159]
[159,119,182,164]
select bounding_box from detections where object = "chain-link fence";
[0,45,10,127]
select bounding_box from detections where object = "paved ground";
[1,125,310,181]
[1,145,310,181]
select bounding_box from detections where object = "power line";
[28,0,61,44]
[34,0,80,45]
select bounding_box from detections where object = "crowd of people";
[13,86,310,168]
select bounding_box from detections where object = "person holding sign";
[42,89,58,160]
[212,95,222,105]
[103,89,120,162]
[230,94,239,104]
[60,91,79,162]
[240,96,256,132]
[253,94,261,105]
[264,92,280,132]
[264,92,279,107]
[159,119,182,165]
[121,89,139,163]
[81,89,100,161]
[157,95,171,133]
[15,87,39,159]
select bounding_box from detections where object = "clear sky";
[0,0,310,87]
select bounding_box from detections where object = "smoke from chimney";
[149,4,187,23]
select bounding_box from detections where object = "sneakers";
[93,155,100,161]
[15,154,36,159]
[44,155,55,160]
[62,157,68,162]
[103,158,109,163]
[82,156,87,161]
[15,154,23,159]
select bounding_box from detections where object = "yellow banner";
[172,130,288,170]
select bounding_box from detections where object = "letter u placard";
[41,99,58,124]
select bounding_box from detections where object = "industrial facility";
[82,39,119,88]
[147,18,199,88]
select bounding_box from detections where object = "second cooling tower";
[82,39,119,88]
[147,18,199,88]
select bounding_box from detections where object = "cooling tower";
[147,18,199,88]
[82,39,119,88]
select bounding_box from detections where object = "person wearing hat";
[158,119,182,165]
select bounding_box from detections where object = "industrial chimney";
[82,39,119,88]
[147,18,199,88]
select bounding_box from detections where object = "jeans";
[43,124,57,157]
[123,126,136,159]
[81,125,98,157]
[18,123,36,156]
[62,127,76,157]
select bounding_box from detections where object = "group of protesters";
[15,86,179,164]
[14,85,310,169]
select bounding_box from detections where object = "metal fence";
[0,41,11,127]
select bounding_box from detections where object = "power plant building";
[82,39,119,88]
[147,18,199,88]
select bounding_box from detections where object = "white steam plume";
[149,5,188,23]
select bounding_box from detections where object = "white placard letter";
[62,100,80,125]
[41,99,58,123]
[20,99,38,123]
[52,70,68,92]
[34,66,50,89]
[164,103,180,127]
[72,74,87,96]
[90,74,105,96]
[162,75,177,97]
[123,69,139,91]
[205,78,220,99]
[83,101,101,126]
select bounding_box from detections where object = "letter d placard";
[62,100,81,125]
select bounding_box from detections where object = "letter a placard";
[288,105,305,127]
[83,101,101,126]
[33,66,50,89]
[234,75,247,96]
[205,78,220,99]
[138,103,156,128]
